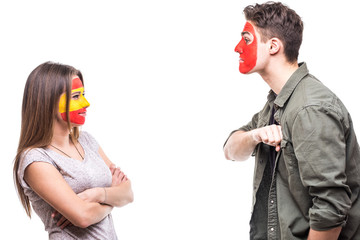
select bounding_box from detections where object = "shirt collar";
[273,62,309,108]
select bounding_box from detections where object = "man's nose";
[234,41,243,54]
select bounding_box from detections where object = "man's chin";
[239,68,253,74]
[239,64,256,74]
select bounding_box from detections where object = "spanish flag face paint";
[58,77,90,125]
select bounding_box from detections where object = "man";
[223,2,360,240]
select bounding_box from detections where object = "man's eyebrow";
[241,31,250,36]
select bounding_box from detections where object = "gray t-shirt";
[18,131,118,240]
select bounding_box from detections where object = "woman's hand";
[51,188,104,229]
[110,164,128,186]
[52,211,72,230]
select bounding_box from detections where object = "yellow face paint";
[59,77,90,125]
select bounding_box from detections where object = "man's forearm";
[224,130,258,161]
[308,226,342,240]
[224,125,283,161]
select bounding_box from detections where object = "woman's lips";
[77,109,87,117]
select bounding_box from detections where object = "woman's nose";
[81,96,90,108]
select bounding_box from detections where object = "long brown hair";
[13,61,84,217]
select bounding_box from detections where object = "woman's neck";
[51,117,72,147]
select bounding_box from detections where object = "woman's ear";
[269,38,281,55]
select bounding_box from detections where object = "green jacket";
[232,63,360,239]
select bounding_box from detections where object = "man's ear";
[269,38,281,55]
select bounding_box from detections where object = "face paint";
[58,77,90,125]
[234,22,257,74]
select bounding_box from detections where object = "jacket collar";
[273,62,309,108]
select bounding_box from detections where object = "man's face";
[58,77,90,125]
[234,22,258,74]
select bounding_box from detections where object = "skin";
[225,21,342,239]
[52,157,132,229]
[24,76,134,229]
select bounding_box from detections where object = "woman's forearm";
[79,180,134,208]
[79,202,113,228]
[102,180,134,207]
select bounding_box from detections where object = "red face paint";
[234,22,257,74]
[61,108,88,125]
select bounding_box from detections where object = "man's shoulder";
[282,73,347,122]
[290,73,337,108]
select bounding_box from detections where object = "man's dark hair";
[244,1,303,63]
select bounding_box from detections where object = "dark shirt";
[226,63,360,239]
[269,106,278,173]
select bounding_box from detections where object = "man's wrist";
[249,129,260,144]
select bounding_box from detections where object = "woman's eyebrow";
[71,91,81,95]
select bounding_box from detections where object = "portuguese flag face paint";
[234,22,258,74]
[58,77,90,125]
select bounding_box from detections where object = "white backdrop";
[1,0,359,239]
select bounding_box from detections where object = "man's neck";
[258,60,299,94]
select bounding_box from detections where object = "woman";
[13,62,133,239]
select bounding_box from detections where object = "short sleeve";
[79,131,100,151]
[18,148,56,190]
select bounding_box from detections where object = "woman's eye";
[72,94,80,99]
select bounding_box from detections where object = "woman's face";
[58,76,90,125]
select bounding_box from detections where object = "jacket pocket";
[280,139,298,175]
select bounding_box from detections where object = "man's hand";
[251,124,282,151]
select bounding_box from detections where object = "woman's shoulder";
[22,147,51,162]
[79,131,99,149]
[18,147,56,188]
[20,148,55,169]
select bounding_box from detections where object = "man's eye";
[244,38,250,44]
